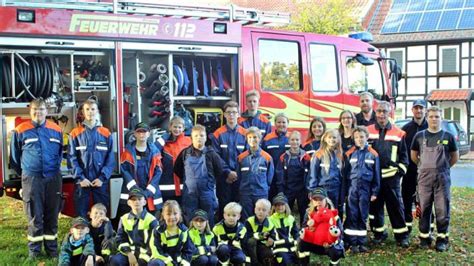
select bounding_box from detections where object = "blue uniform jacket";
[238,110,272,137]
[10,120,63,178]
[150,223,195,264]
[308,150,343,189]
[302,138,321,156]
[120,142,163,210]
[344,145,381,197]
[276,149,310,193]
[237,148,274,196]
[68,124,115,182]
[262,130,290,170]
[209,124,247,176]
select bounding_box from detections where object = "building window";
[259,39,301,91]
[309,43,338,92]
[388,49,405,73]
[439,46,459,73]
[444,107,461,122]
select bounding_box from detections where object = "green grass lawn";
[1,188,473,265]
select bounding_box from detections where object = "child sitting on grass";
[59,216,95,266]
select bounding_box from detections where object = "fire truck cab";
[0,0,399,218]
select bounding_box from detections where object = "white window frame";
[387,48,405,73]
[439,45,459,73]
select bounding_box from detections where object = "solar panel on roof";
[407,1,426,12]
[381,0,474,34]
[438,10,461,30]
[458,9,474,28]
[399,13,422,33]
[391,0,409,13]
[445,0,465,9]
[466,0,474,8]
[381,14,403,33]
[418,11,442,31]
[426,0,446,11]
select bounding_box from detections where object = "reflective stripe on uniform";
[159,184,183,191]
[437,233,449,238]
[25,138,39,144]
[330,259,341,265]
[365,159,374,164]
[147,184,156,194]
[27,235,43,242]
[266,145,279,149]
[72,246,83,256]
[374,226,386,232]
[220,144,228,148]
[349,158,357,163]
[386,135,402,142]
[97,145,108,151]
[344,229,367,236]
[127,180,137,190]
[419,232,430,238]
[297,251,310,258]
[405,222,413,227]
[49,138,60,143]
[381,167,398,178]
[75,146,86,150]
[153,198,163,205]
[391,145,398,162]
[44,234,57,240]
[393,227,409,234]
[369,215,375,220]
[240,167,249,172]
[368,134,379,139]
[398,163,407,174]
[273,247,289,253]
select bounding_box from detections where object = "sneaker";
[372,232,388,245]
[359,245,369,253]
[435,242,448,252]
[398,239,410,248]
[350,245,360,254]
[419,238,432,249]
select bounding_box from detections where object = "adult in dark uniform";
[10,98,63,258]
[367,101,410,248]
[410,106,459,252]
[355,92,376,126]
[401,99,428,234]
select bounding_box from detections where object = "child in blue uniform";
[237,127,274,220]
[244,199,275,266]
[188,209,218,266]
[212,202,247,265]
[308,129,344,217]
[59,217,95,266]
[269,193,299,266]
[276,131,310,226]
[343,126,380,253]
[149,200,195,266]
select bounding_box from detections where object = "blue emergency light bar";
[348,32,373,43]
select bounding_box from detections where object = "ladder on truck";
[1,0,291,27]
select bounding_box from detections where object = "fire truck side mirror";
[389,60,401,99]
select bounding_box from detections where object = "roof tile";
[426,89,473,101]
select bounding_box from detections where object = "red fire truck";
[0,0,400,217]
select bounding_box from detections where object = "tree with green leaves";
[284,0,362,35]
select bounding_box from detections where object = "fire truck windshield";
[346,57,384,100]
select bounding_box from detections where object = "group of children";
[60,185,346,266]
[59,88,385,265]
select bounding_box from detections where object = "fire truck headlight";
[17,9,35,23]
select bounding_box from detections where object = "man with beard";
[356,92,376,126]
[401,99,428,234]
